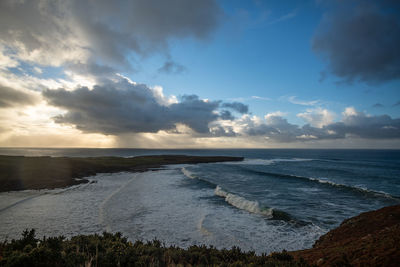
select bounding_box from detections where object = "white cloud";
[33,66,42,74]
[287,96,320,106]
[251,96,271,101]
[151,85,178,106]
[268,9,297,25]
[297,108,335,128]
[265,111,286,119]
[0,46,19,70]
[342,106,359,117]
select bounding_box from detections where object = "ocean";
[0,148,399,254]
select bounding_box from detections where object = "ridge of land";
[0,155,243,192]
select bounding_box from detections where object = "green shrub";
[0,229,310,267]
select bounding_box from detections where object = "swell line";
[180,167,217,188]
[241,167,400,201]
[221,158,314,166]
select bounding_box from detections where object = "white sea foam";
[214,186,273,217]
[197,213,213,237]
[181,167,196,179]
[0,170,327,254]
[99,173,138,232]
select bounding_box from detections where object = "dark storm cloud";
[39,76,400,141]
[221,102,249,114]
[219,110,234,121]
[313,1,400,84]
[0,0,221,71]
[325,111,400,139]
[158,60,187,75]
[0,85,37,108]
[42,79,235,135]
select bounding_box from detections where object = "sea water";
[0,149,399,254]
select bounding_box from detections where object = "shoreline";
[0,155,243,192]
[1,205,399,266]
[1,154,399,265]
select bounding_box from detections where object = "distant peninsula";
[0,155,243,192]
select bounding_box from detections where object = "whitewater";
[0,149,399,254]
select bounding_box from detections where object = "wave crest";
[181,167,197,179]
[307,177,400,200]
[242,167,399,201]
[214,186,273,218]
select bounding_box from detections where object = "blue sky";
[125,0,400,123]
[0,0,399,148]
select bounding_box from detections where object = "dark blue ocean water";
[1,148,399,253]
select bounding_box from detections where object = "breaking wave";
[180,167,217,188]
[214,186,273,217]
[181,167,197,179]
[213,186,302,224]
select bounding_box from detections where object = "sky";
[0,0,399,148]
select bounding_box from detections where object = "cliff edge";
[291,204,400,266]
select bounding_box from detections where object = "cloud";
[0,46,19,70]
[264,111,287,120]
[234,107,400,142]
[226,96,270,102]
[268,9,297,25]
[42,76,242,135]
[287,96,320,106]
[0,0,221,71]
[221,102,249,114]
[313,1,400,84]
[325,107,400,139]
[251,96,271,101]
[306,108,400,140]
[241,113,303,142]
[393,101,400,107]
[297,108,335,128]
[158,60,187,75]
[65,62,117,81]
[0,84,38,108]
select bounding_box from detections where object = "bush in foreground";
[0,229,310,266]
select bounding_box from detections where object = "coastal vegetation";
[0,155,243,192]
[1,205,400,266]
[0,229,308,267]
